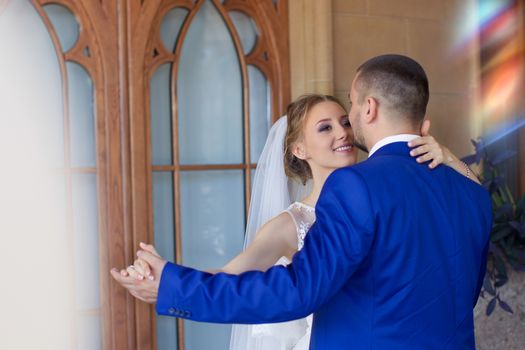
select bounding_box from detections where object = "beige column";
[289,0,334,98]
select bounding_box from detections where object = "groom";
[112,54,492,349]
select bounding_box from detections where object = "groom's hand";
[110,243,168,304]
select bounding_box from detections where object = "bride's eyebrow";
[315,118,331,125]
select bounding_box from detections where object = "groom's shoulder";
[329,160,379,178]
[329,164,361,178]
[332,158,381,177]
[325,165,370,189]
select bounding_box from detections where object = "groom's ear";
[363,96,378,124]
[420,119,431,136]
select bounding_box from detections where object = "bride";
[124,94,478,350]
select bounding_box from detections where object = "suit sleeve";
[156,168,376,323]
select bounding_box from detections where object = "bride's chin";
[335,153,357,163]
[341,157,357,167]
[325,160,355,170]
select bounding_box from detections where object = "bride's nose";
[335,125,347,140]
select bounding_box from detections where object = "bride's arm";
[125,213,299,279]
[215,213,298,274]
[408,135,480,184]
[439,145,480,184]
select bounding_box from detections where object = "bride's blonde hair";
[283,94,347,184]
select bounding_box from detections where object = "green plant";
[463,139,525,316]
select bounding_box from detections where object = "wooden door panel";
[31,0,289,348]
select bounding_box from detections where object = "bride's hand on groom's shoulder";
[408,119,450,170]
[408,134,447,169]
[110,242,167,304]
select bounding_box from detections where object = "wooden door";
[30,0,290,348]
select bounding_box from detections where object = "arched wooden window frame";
[31,0,290,349]
[131,1,290,348]
[31,1,122,349]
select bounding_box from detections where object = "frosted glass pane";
[180,170,245,268]
[68,62,96,167]
[43,4,79,53]
[0,0,64,169]
[160,7,189,52]
[229,11,258,54]
[153,172,176,260]
[185,321,231,350]
[178,0,243,165]
[153,172,178,349]
[77,314,102,350]
[72,173,100,310]
[180,170,245,350]
[157,314,178,350]
[248,65,271,163]
[151,64,173,166]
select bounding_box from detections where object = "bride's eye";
[318,124,332,132]
[341,118,351,128]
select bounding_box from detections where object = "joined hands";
[110,242,167,304]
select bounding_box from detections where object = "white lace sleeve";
[285,202,315,251]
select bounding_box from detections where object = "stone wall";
[332,0,480,157]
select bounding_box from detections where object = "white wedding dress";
[233,202,316,350]
[229,116,316,350]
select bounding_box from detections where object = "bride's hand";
[121,242,161,280]
[408,135,451,169]
[126,258,154,281]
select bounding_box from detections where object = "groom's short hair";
[355,54,429,125]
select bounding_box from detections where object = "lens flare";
[479,0,513,26]
[481,58,523,122]
[483,118,525,147]
[451,0,513,56]
[454,0,525,136]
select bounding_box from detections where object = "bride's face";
[294,101,357,174]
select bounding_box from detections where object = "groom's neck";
[364,121,420,151]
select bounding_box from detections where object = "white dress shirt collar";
[368,134,420,158]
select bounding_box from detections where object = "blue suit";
[157,142,492,349]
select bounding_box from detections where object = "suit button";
[168,308,175,315]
